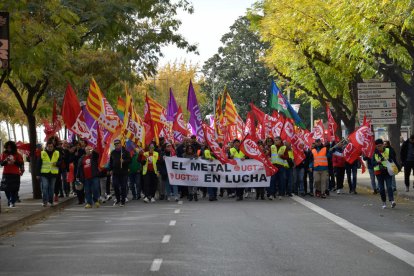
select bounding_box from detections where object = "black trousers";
[144,171,158,198]
[236,188,244,199]
[334,167,345,189]
[113,174,128,204]
[404,161,414,188]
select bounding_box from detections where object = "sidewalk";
[0,164,76,236]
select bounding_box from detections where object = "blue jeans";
[276,167,286,196]
[5,191,17,205]
[285,168,293,194]
[294,167,305,194]
[368,168,377,191]
[129,172,142,199]
[391,175,396,190]
[84,177,100,205]
[41,176,56,204]
[345,162,358,192]
[162,177,178,197]
[207,187,218,199]
[267,173,277,197]
[112,174,128,204]
[376,173,394,202]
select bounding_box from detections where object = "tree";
[202,16,273,118]
[0,0,197,198]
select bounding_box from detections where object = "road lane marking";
[169,220,176,226]
[174,209,180,214]
[292,196,414,268]
[162,235,171,243]
[150,259,163,271]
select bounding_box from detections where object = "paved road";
[0,190,413,276]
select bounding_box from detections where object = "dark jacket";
[158,150,172,179]
[77,151,100,182]
[400,139,414,165]
[109,147,131,175]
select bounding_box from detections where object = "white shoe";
[382,202,387,209]
[337,189,341,194]
[268,195,274,200]
[125,198,129,203]
[106,194,112,201]
[244,192,249,198]
[143,197,149,203]
[150,197,156,203]
[391,201,396,208]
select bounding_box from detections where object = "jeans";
[207,187,218,199]
[376,173,394,202]
[276,167,286,196]
[99,177,107,197]
[345,162,358,192]
[285,168,293,195]
[41,176,56,204]
[112,174,128,204]
[267,173,277,197]
[129,172,142,199]
[334,167,345,189]
[368,168,377,191]
[391,175,397,190]
[5,191,17,205]
[162,177,178,198]
[293,167,305,194]
[84,177,100,205]
[61,170,69,195]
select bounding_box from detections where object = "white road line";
[174,209,180,214]
[169,220,176,226]
[292,196,414,268]
[162,235,171,243]
[150,258,163,272]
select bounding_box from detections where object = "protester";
[345,159,358,194]
[331,143,346,194]
[401,134,414,192]
[159,142,179,201]
[230,139,247,201]
[77,145,100,208]
[310,139,331,198]
[129,146,143,200]
[183,144,199,201]
[204,145,219,201]
[71,140,86,204]
[1,141,24,208]
[141,144,159,203]
[293,148,307,197]
[373,139,396,209]
[363,154,378,194]
[109,139,131,207]
[384,140,399,192]
[37,141,61,207]
[269,136,288,200]
[284,141,294,197]
[304,146,314,196]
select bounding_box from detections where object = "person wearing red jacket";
[1,141,24,208]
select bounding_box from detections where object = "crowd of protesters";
[1,133,414,210]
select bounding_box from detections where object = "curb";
[0,197,77,236]
[357,180,414,201]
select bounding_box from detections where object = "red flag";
[265,113,284,138]
[359,156,366,174]
[312,120,325,144]
[172,106,189,137]
[344,120,375,163]
[281,118,295,142]
[326,104,339,142]
[291,132,306,166]
[240,134,278,176]
[202,124,236,165]
[250,103,265,123]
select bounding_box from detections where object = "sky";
[159,0,256,67]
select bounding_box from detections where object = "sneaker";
[42,202,47,207]
[244,192,249,198]
[106,194,112,201]
[268,195,274,200]
[382,202,387,209]
[143,197,149,203]
[113,201,120,206]
[120,203,125,207]
[391,201,396,208]
[150,197,156,203]
[125,198,129,203]
[49,202,54,207]
[95,202,100,208]
[9,203,16,208]
[85,204,92,209]
[337,189,341,194]
[321,194,326,199]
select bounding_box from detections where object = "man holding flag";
[108,139,131,207]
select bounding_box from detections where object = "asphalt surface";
[0,189,413,276]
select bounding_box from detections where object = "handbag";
[74,180,84,191]
[385,160,399,176]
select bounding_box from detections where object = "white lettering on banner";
[165,156,271,188]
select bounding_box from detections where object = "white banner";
[165,157,271,188]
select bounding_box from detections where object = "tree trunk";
[27,114,41,199]
[5,120,11,141]
[20,124,25,142]
[11,123,17,141]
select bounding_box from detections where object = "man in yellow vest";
[373,139,396,209]
[230,139,246,201]
[36,141,61,207]
[204,146,218,201]
[269,136,288,200]
[310,139,331,198]
[141,144,159,203]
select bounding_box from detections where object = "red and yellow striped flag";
[224,91,239,126]
[86,78,121,133]
[123,88,145,146]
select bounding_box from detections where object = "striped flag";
[86,78,121,133]
[224,91,239,126]
[123,89,145,146]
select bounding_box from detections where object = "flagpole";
[310,101,314,130]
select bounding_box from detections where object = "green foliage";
[201,16,272,118]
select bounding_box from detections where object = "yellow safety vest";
[374,148,389,172]
[204,149,215,160]
[143,151,159,175]
[40,150,60,174]
[230,147,245,159]
[270,145,287,166]
[285,149,294,168]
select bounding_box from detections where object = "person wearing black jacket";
[400,134,414,192]
[77,146,100,208]
[108,139,131,206]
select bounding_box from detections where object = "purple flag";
[167,88,178,122]
[186,80,204,142]
[81,102,110,146]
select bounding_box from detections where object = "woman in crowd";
[1,141,24,208]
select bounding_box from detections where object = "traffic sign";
[358,108,397,118]
[357,89,396,100]
[358,98,396,109]
[359,118,397,125]
[357,82,396,89]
